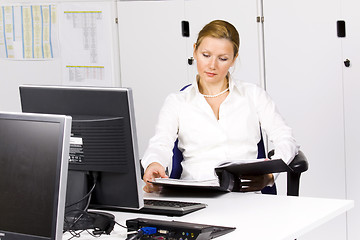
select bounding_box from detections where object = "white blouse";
[141,78,299,181]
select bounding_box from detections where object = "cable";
[64,213,135,240]
[64,191,94,233]
[114,220,128,229]
[65,172,98,209]
[63,172,125,239]
[64,172,99,234]
[125,227,157,240]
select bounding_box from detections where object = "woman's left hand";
[238,174,274,192]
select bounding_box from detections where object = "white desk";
[63,192,353,240]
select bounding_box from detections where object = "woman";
[141,20,299,193]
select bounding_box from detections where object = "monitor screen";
[19,85,144,213]
[0,112,71,240]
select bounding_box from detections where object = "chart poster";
[59,2,115,86]
[0,4,59,60]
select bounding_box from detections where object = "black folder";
[151,159,292,192]
[215,159,292,176]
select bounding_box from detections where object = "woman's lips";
[205,72,216,77]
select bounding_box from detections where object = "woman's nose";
[209,57,216,69]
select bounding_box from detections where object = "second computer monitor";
[20,85,144,211]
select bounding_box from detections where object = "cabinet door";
[184,0,262,86]
[117,1,187,156]
[342,0,360,239]
[263,0,346,239]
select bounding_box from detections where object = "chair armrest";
[268,150,308,196]
[268,150,308,173]
[287,150,308,196]
[288,150,308,173]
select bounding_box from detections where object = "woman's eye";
[219,57,228,61]
[202,53,210,58]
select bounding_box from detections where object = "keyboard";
[140,199,207,216]
[91,199,207,216]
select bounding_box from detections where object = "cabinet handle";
[182,21,190,37]
[337,20,346,38]
[344,59,350,67]
[188,57,194,65]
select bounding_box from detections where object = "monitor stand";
[63,171,115,235]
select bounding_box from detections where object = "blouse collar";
[190,74,238,96]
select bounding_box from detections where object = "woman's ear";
[231,53,239,67]
[193,43,198,61]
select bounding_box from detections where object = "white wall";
[0,60,62,112]
[0,0,120,112]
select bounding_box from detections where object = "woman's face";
[194,36,237,85]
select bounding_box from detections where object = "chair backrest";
[170,84,277,194]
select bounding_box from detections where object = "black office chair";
[169,84,308,197]
[170,136,308,196]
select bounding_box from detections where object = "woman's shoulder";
[169,83,195,98]
[233,79,265,96]
[164,84,194,103]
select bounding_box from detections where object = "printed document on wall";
[59,3,115,86]
[0,4,59,60]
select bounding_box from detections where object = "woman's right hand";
[143,162,168,193]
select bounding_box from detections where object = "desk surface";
[63,192,353,240]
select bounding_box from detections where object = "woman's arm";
[141,93,182,182]
[252,85,300,164]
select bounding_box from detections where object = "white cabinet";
[262,0,355,239]
[341,0,360,239]
[117,0,188,155]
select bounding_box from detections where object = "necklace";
[201,88,229,98]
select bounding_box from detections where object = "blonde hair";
[195,20,240,58]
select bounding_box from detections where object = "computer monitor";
[19,85,144,215]
[0,112,71,240]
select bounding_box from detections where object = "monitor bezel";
[0,111,71,240]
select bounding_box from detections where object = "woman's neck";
[198,77,229,96]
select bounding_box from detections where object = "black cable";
[86,228,103,238]
[64,172,99,234]
[64,209,128,239]
[65,219,131,240]
[64,192,94,232]
[67,229,84,239]
[65,184,95,209]
[65,172,98,209]
[114,220,127,229]
[64,172,119,238]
